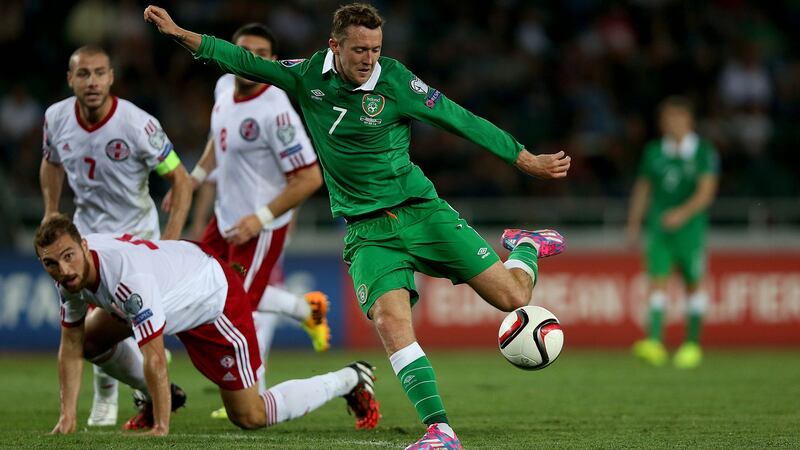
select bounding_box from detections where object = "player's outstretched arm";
[145,5,299,93]
[514,149,571,179]
[144,5,201,52]
[51,325,85,434]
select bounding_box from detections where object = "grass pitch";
[1,349,798,449]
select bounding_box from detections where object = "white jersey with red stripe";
[42,96,175,239]
[58,234,227,346]
[210,74,316,233]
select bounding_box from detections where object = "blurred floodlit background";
[0,0,798,349]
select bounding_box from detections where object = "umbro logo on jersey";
[61,143,71,152]
[310,89,325,100]
[477,247,489,259]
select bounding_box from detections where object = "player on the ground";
[626,96,719,369]
[145,4,568,448]
[39,45,193,427]
[36,214,380,436]
[177,23,330,418]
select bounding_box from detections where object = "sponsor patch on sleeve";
[157,142,174,161]
[279,144,303,158]
[133,308,154,327]
[424,89,442,108]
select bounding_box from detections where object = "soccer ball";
[498,305,564,370]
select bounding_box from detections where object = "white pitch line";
[86,431,397,447]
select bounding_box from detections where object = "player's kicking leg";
[468,228,566,314]
[219,361,380,430]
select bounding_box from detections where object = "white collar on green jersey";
[662,132,699,159]
[322,49,382,92]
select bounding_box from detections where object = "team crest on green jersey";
[361,94,385,117]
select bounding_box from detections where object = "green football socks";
[647,291,667,341]
[686,312,703,343]
[398,356,448,424]
[390,342,448,425]
[685,291,706,344]
[508,243,539,286]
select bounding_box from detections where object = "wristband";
[190,165,207,183]
[255,205,274,227]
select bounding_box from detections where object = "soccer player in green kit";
[627,97,719,369]
[145,4,570,448]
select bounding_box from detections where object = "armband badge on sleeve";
[409,76,429,95]
[279,59,305,67]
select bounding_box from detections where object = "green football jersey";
[636,133,719,231]
[195,36,524,218]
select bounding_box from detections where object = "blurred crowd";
[1,0,798,208]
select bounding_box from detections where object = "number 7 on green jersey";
[329,106,347,135]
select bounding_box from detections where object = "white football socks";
[260,367,358,426]
[650,290,667,310]
[687,291,708,314]
[389,341,425,375]
[92,364,119,403]
[89,337,148,393]
[256,286,311,323]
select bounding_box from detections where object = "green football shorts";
[645,225,707,285]
[343,198,499,317]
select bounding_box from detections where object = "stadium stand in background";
[0,0,798,250]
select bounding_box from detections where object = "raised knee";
[498,290,529,312]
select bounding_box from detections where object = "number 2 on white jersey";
[329,107,347,135]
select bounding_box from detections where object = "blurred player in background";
[169,23,330,419]
[36,215,379,436]
[627,96,719,369]
[145,4,570,448]
[39,45,193,427]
